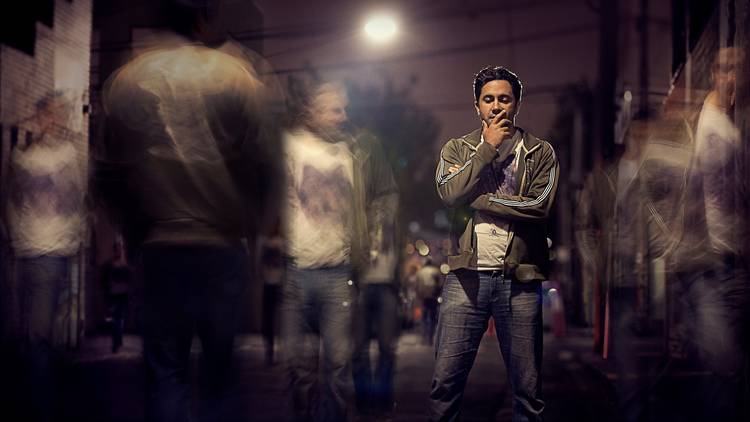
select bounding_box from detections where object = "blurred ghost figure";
[669,46,749,420]
[0,89,86,422]
[99,1,281,421]
[100,236,134,354]
[350,134,399,420]
[576,113,698,420]
[575,118,651,421]
[280,81,398,421]
[694,47,745,258]
[259,229,284,366]
[415,258,441,345]
[575,119,651,358]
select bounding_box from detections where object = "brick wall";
[0,0,93,347]
[0,0,92,179]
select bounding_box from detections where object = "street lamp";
[364,14,398,43]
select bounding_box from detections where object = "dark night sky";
[254,0,672,150]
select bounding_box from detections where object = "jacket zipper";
[503,141,542,269]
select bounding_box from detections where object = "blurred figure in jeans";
[281,81,398,421]
[1,89,86,422]
[99,1,281,421]
[352,167,399,420]
[670,46,749,421]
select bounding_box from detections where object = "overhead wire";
[267,24,598,75]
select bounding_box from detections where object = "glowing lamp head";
[364,15,398,43]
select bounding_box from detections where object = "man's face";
[623,120,649,158]
[309,88,349,132]
[474,79,518,126]
[712,47,743,108]
[38,99,67,135]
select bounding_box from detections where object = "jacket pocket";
[514,264,544,282]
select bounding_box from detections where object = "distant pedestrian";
[260,233,284,366]
[415,259,441,345]
[100,238,134,353]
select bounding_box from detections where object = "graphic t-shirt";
[283,128,354,269]
[7,138,86,257]
[695,101,740,255]
[474,133,524,270]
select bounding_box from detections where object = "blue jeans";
[0,256,68,422]
[675,265,749,421]
[142,246,248,422]
[281,266,355,422]
[15,257,68,345]
[428,270,544,422]
[352,283,400,414]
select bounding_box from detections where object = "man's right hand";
[482,109,514,148]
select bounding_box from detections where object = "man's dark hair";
[473,66,523,104]
[161,0,217,40]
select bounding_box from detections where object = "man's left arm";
[469,143,558,221]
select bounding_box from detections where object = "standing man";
[674,46,748,420]
[1,90,86,422]
[694,46,745,260]
[100,1,280,421]
[352,181,400,420]
[281,81,398,421]
[430,66,558,421]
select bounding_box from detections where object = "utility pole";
[595,0,618,358]
[639,0,650,117]
[597,0,619,162]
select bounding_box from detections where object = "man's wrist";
[483,136,501,148]
[475,140,498,162]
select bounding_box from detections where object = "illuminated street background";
[0,1,749,421]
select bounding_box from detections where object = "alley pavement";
[58,329,619,421]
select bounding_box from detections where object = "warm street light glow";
[364,15,398,43]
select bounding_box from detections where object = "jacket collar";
[460,126,540,151]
